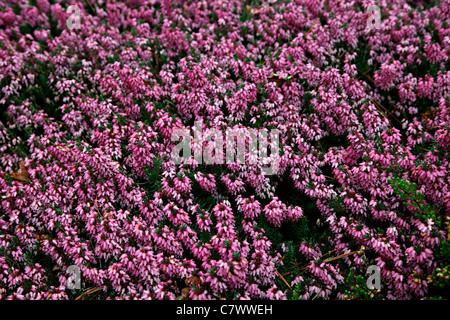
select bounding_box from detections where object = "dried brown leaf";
[185,276,201,287]
[11,161,29,182]
[175,287,190,300]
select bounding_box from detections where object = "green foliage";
[143,155,164,198]
[389,177,450,299]
[428,263,450,300]
[388,177,441,226]
[340,269,382,300]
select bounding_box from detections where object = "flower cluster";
[0,0,449,300]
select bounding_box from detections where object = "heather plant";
[0,0,449,300]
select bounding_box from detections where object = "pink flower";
[263,197,287,227]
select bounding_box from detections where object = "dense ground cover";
[0,0,449,300]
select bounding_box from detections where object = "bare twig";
[276,269,292,290]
